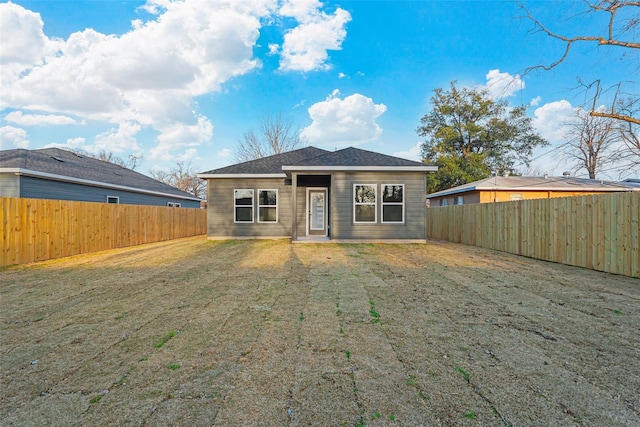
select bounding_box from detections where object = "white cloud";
[0,2,60,81]
[279,2,351,72]
[484,69,525,99]
[217,148,233,157]
[5,111,78,126]
[44,137,86,151]
[301,90,387,147]
[338,72,347,79]
[1,1,351,161]
[0,126,29,149]
[91,122,142,154]
[150,116,214,160]
[530,96,542,107]
[268,43,280,55]
[532,100,576,143]
[393,141,423,162]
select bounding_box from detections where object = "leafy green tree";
[417,82,547,193]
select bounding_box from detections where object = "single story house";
[0,148,202,208]
[426,175,639,206]
[198,146,437,242]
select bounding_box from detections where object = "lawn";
[1,237,638,426]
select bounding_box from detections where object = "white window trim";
[381,184,405,224]
[234,189,254,223]
[107,195,119,204]
[257,189,278,223]
[353,184,377,224]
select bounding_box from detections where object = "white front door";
[308,189,327,236]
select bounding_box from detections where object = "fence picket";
[1,197,206,266]
[426,193,639,278]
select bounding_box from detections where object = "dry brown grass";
[1,237,638,426]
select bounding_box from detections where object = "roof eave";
[197,173,288,179]
[282,165,438,172]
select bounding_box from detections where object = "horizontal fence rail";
[426,192,639,278]
[1,197,207,266]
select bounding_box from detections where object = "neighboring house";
[198,146,437,242]
[426,175,639,206]
[0,148,202,208]
[621,178,640,188]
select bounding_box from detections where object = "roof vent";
[544,173,548,179]
[562,171,571,178]
[51,156,65,162]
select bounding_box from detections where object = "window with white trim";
[234,189,254,222]
[258,189,277,223]
[381,184,404,223]
[354,184,376,223]
[107,196,119,204]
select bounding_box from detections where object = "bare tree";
[235,112,305,162]
[72,149,144,170]
[616,97,640,167]
[151,161,206,199]
[519,0,640,125]
[560,108,621,179]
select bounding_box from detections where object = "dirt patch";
[1,237,638,426]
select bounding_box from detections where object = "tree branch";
[519,1,640,74]
[590,111,640,124]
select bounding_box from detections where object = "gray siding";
[0,174,20,197]
[329,172,426,240]
[17,176,201,208]
[206,178,292,238]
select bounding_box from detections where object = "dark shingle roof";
[199,146,434,176]
[199,146,329,175]
[292,147,429,167]
[0,148,200,200]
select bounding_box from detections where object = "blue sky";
[0,0,635,179]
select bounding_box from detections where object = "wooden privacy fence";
[426,192,639,278]
[1,197,207,266]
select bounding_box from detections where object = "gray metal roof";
[0,148,201,200]
[426,175,639,199]
[199,146,435,176]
